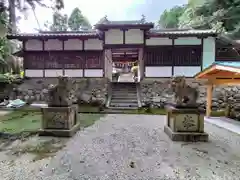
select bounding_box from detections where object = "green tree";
[44,11,68,31]
[178,0,240,37]
[0,8,21,73]
[68,7,91,30]
[158,5,186,28]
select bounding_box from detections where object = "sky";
[18,0,187,33]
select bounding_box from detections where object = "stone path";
[205,116,240,135]
[1,114,240,180]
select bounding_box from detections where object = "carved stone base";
[164,125,208,142]
[39,105,80,137]
[164,105,208,142]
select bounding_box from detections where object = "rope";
[113,60,138,66]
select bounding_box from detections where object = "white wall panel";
[44,39,62,50]
[146,37,172,46]
[105,29,123,44]
[45,69,63,77]
[174,37,201,45]
[125,29,144,44]
[64,39,83,50]
[84,39,103,50]
[25,70,43,77]
[173,66,201,77]
[64,69,83,77]
[145,66,172,77]
[25,40,43,51]
[84,69,103,77]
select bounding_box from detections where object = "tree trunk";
[8,0,17,33]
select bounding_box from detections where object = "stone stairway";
[107,83,141,109]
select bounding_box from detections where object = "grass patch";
[78,105,100,113]
[11,139,67,161]
[80,114,105,128]
[210,110,225,117]
[0,111,41,133]
[0,110,104,134]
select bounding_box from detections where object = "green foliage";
[0,73,22,83]
[68,7,91,30]
[159,0,240,39]
[44,11,68,31]
[159,5,186,28]
[44,7,91,31]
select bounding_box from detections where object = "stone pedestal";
[164,105,208,142]
[39,105,80,137]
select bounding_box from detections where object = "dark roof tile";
[7,30,98,39]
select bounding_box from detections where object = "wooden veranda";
[195,62,240,117]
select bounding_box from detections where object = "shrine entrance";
[111,48,142,83]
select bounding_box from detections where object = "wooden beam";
[209,78,240,85]
[206,84,213,117]
[202,74,240,79]
[195,64,216,78]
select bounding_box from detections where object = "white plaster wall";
[64,39,83,50]
[45,69,63,77]
[25,70,43,77]
[44,39,62,50]
[84,69,103,77]
[105,29,123,44]
[146,37,172,46]
[84,39,103,50]
[64,69,83,77]
[202,37,216,69]
[25,40,43,51]
[125,29,144,44]
[174,37,201,45]
[145,66,172,77]
[173,66,201,77]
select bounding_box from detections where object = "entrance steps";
[107,83,141,109]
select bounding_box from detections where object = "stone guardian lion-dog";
[170,76,199,107]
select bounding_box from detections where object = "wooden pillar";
[206,83,213,117]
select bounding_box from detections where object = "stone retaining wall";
[140,78,240,110]
[10,78,109,105]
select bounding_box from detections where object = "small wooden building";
[8,17,222,81]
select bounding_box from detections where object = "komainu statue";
[170,76,199,107]
[47,76,76,107]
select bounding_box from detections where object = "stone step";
[112,86,136,89]
[111,99,138,103]
[110,102,138,107]
[112,86,136,88]
[107,106,138,110]
[111,94,137,98]
[112,89,137,92]
[112,93,137,96]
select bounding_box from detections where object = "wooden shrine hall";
[6,16,228,82]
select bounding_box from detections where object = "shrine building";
[7,17,222,82]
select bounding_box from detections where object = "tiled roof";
[95,16,154,27]
[149,29,217,35]
[102,20,152,25]
[7,30,98,39]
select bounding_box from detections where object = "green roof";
[214,61,240,68]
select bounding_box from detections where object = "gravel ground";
[1,114,240,180]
